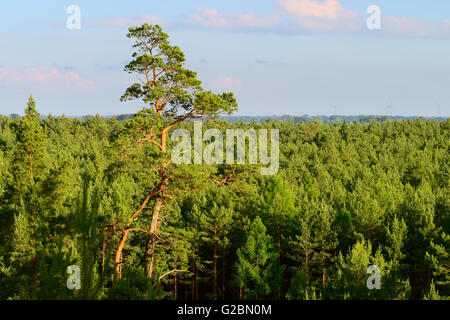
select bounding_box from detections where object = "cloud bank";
[188,7,280,30]
[277,0,362,31]
[0,67,94,89]
[212,75,242,90]
[85,14,167,28]
[383,15,450,37]
[83,1,450,38]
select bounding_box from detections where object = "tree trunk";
[305,248,309,277]
[161,130,167,153]
[276,219,281,300]
[28,149,34,181]
[222,246,226,300]
[212,232,217,300]
[30,256,37,299]
[174,272,178,300]
[82,234,87,299]
[102,236,107,273]
[114,230,129,280]
[195,264,199,300]
[192,260,195,300]
[145,196,163,278]
[322,267,326,286]
[321,252,326,286]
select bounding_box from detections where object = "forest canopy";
[0,24,448,300]
[1,108,448,300]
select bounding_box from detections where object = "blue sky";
[1,0,449,117]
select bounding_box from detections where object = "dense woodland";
[0,24,449,300]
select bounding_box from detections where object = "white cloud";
[277,0,362,31]
[83,3,450,38]
[189,7,280,30]
[0,67,94,89]
[383,15,450,37]
[85,14,167,28]
[212,75,242,89]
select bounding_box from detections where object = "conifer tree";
[72,175,108,299]
[289,203,318,278]
[235,217,282,299]
[426,233,450,298]
[403,182,437,296]
[261,176,295,257]
[423,281,442,300]
[287,270,317,300]
[114,24,238,279]
[8,96,48,299]
[386,216,408,262]
[10,203,35,298]
[312,201,337,287]
[13,94,47,185]
[201,200,233,299]
[325,240,373,299]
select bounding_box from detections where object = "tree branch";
[159,269,187,282]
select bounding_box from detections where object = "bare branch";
[159,269,188,282]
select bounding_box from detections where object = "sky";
[0,0,449,117]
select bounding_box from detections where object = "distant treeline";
[222,114,449,124]
[5,113,448,124]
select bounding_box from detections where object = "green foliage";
[386,216,408,262]
[119,24,237,153]
[426,233,450,298]
[423,281,443,300]
[235,217,283,299]
[106,266,160,300]
[326,240,373,299]
[0,35,448,301]
[71,175,109,300]
[287,271,318,300]
[12,94,47,187]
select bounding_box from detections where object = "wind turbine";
[385,100,393,117]
[436,102,441,118]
